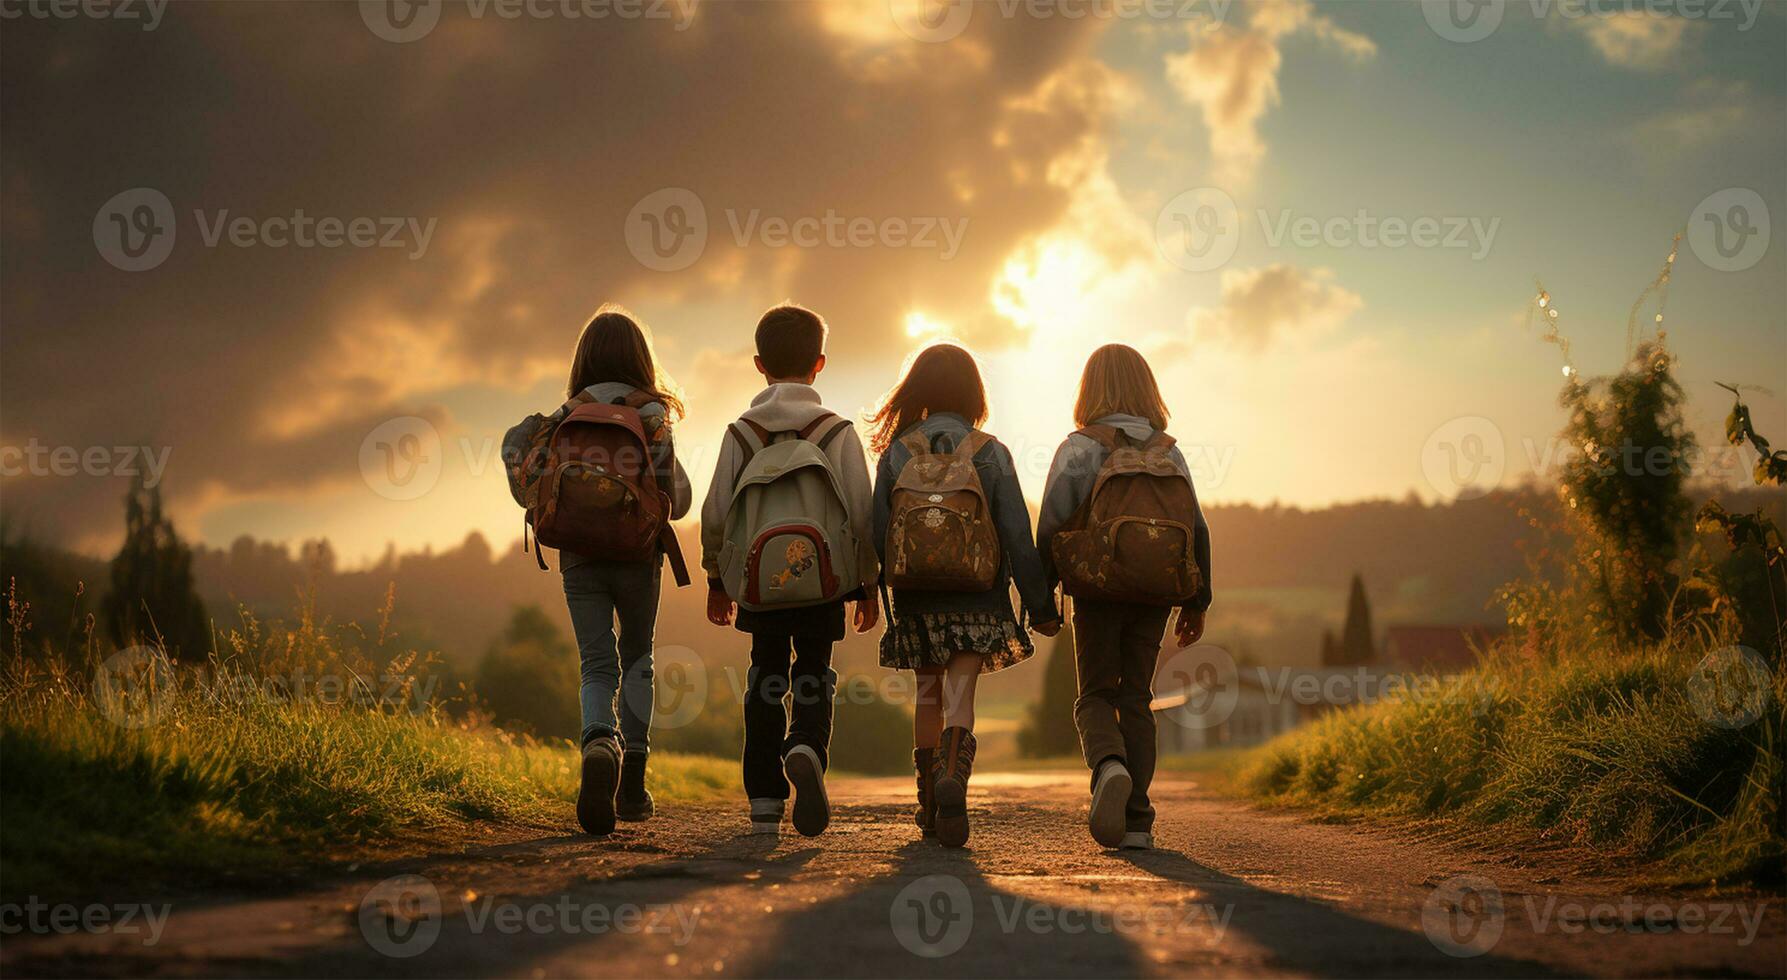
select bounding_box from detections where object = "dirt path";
[5,772,1780,978]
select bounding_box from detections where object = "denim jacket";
[872,413,1058,624]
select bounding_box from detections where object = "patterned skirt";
[878,609,1034,674]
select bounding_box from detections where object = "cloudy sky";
[3,0,1782,562]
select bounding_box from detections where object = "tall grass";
[1241,630,1784,886]
[0,583,730,900]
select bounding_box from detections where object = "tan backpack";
[718,414,862,611]
[884,428,1001,592]
[1051,425,1202,605]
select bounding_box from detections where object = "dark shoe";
[914,747,937,837]
[577,736,621,836]
[616,752,653,822]
[932,727,977,848]
[784,744,830,837]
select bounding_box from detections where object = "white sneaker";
[784,744,831,838]
[1089,759,1132,849]
[1119,832,1154,850]
[749,798,783,836]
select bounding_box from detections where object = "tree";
[1334,573,1375,665]
[1018,619,1082,758]
[102,478,210,659]
[474,605,580,740]
[1557,340,1695,644]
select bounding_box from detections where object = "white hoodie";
[698,383,878,590]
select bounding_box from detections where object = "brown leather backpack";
[884,428,1001,592]
[1051,425,1201,605]
[525,391,689,585]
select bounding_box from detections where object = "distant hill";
[8,484,1779,707]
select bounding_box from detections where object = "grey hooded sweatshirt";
[698,383,878,592]
[1034,413,1213,613]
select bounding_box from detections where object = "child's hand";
[1174,608,1206,648]
[1032,618,1062,637]
[853,593,881,634]
[706,584,734,627]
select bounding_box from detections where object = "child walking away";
[1036,344,1212,852]
[869,344,1061,848]
[701,304,880,838]
[502,306,693,837]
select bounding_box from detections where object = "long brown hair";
[865,343,989,455]
[1072,344,1169,430]
[566,305,685,420]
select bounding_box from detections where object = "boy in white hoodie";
[700,304,880,837]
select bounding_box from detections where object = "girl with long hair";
[868,342,1060,847]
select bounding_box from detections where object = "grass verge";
[1236,641,1783,887]
[0,692,731,901]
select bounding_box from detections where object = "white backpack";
[718,413,861,611]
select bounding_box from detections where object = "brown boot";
[932,727,977,848]
[914,747,937,836]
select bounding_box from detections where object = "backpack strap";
[1076,424,1123,452]
[727,420,770,468]
[796,411,839,441]
[899,428,934,458]
[619,389,660,409]
[1141,431,1177,454]
[954,430,994,460]
[809,415,853,452]
[658,524,691,587]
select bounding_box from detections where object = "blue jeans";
[562,558,661,752]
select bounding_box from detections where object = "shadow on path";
[1117,848,1563,978]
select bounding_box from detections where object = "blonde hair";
[1072,344,1169,430]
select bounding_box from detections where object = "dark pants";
[1071,599,1170,832]
[743,633,836,800]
